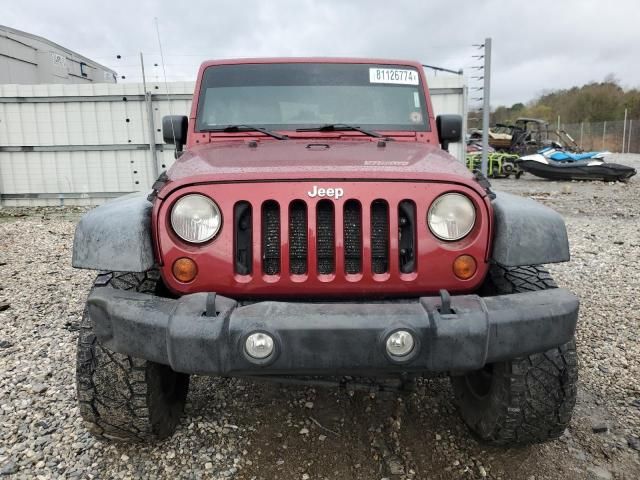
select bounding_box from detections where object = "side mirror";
[436,114,462,151]
[162,115,188,154]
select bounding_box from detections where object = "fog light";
[245,332,274,359]
[386,330,415,358]
[453,254,477,280]
[172,257,197,283]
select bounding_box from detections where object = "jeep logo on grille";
[308,185,344,200]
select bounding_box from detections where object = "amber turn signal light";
[172,257,197,283]
[453,255,477,280]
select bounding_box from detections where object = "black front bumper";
[87,287,579,376]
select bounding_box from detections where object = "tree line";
[471,76,640,127]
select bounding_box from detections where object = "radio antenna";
[154,17,177,155]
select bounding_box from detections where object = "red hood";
[160,139,483,198]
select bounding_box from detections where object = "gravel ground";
[0,154,639,479]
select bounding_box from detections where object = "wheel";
[502,162,515,174]
[451,265,578,445]
[76,271,190,442]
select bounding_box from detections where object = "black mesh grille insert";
[398,200,417,273]
[233,201,252,275]
[262,200,280,275]
[316,200,335,274]
[343,200,362,274]
[371,200,389,274]
[289,201,308,275]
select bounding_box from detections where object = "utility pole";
[480,38,492,176]
[139,52,148,93]
[140,52,159,178]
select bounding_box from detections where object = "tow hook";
[439,289,453,314]
[205,292,217,317]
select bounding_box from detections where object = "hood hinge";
[147,171,168,202]
[473,171,496,199]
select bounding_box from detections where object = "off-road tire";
[76,271,190,442]
[482,264,557,295]
[451,265,578,445]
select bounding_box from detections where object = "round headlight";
[428,193,475,241]
[171,194,221,243]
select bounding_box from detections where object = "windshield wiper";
[296,123,384,138]
[203,124,288,140]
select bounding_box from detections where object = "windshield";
[196,63,429,132]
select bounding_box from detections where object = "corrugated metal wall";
[0,77,466,206]
[0,82,192,206]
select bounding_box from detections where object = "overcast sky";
[3,0,639,107]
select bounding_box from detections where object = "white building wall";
[427,74,467,163]
[0,77,466,207]
[0,24,117,85]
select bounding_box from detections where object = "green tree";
[491,77,635,125]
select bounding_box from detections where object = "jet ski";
[517,147,637,182]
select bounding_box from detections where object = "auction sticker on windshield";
[369,68,419,85]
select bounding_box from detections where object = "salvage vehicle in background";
[466,151,520,178]
[72,58,579,445]
[517,147,637,181]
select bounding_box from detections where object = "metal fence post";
[480,37,492,177]
[145,92,159,178]
[579,122,584,150]
[602,121,607,150]
[622,108,627,153]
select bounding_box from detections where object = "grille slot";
[289,200,308,275]
[233,201,252,275]
[370,200,389,274]
[316,200,335,274]
[262,200,280,275]
[398,200,417,273]
[343,200,362,274]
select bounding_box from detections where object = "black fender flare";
[72,193,155,272]
[491,191,569,266]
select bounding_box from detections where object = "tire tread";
[452,264,577,445]
[76,271,188,442]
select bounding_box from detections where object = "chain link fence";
[561,120,639,153]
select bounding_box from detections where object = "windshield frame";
[194,62,431,134]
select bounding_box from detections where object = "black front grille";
[289,201,308,275]
[370,200,389,274]
[343,200,362,274]
[316,200,335,274]
[262,201,280,275]
[237,197,409,278]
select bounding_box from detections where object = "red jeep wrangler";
[73,58,579,444]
